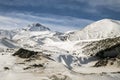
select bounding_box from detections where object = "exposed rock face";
[81,37,120,67]
[95,44,120,58]
[94,59,108,67]
[82,37,120,57]
[94,57,120,67]
[13,48,38,58]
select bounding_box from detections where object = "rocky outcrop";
[82,37,120,67]
[82,37,120,58]
[13,48,38,58]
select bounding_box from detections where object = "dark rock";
[31,64,44,68]
[24,58,35,62]
[23,67,31,70]
[83,37,120,57]
[29,23,50,31]
[59,36,68,41]
[95,44,120,58]
[110,62,114,65]
[13,48,38,58]
[94,59,108,67]
[35,23,42,27]
[50,74,72,80]
[16,63,25,64]
[4,67,10,70]
[23,64,44,70]
[94,57,119,67]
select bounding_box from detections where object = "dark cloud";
[0,0,119,20]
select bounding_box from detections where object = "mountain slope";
[82,36,120,57]
[0,19,120,80]
[67,19,120,41]
[0,38,18,49]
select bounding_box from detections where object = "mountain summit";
[67,19,120,41]
[28,23,50,31]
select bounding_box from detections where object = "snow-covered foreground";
[0,50,120,80]
[0,19,120,80]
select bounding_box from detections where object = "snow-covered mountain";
[0,19,120,56]
[28,23,51,31]
[67,19,120,41]
[0,19,120,80]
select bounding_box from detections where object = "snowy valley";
[0,19,120,80]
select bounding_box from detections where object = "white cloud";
[0,15,32,30]
[0,13,94,32]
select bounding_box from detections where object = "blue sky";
[0,0,119,31]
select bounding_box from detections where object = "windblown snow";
[0,19,120,80]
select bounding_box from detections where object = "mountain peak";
[98,18,112,21]
[92,19,120,26]
[67,19,120,41]
[28,23,50,31]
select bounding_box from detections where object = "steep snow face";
[0,30,17,39]
[0,38,18,49]
[28,23,50,31]
[67,19,120,41]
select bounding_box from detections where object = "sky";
[0,0,119,31]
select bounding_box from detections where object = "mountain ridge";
[66,19,120,41]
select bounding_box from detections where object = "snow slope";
[67,19,120,41]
